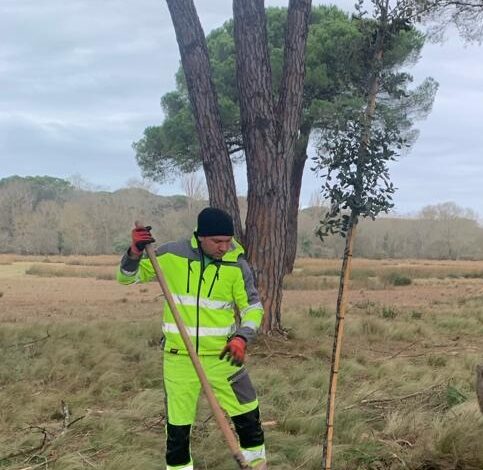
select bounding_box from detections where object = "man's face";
[198,235,233,259]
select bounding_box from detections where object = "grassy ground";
[0,255,482,469]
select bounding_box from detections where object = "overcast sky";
[1,0,482,215]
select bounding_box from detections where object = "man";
[117,207,266,469]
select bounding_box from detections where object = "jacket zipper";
[186,259,192,293]
[207,263,220,297]
[195,254,205,354]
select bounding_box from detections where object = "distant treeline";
[1,176,482,259]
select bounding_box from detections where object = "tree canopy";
[134,5,436,182]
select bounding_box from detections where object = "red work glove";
[130,225,155,257]
[220,336,247,367]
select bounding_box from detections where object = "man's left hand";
[219,336,247,367]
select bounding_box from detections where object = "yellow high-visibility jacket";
[117,235,263,355]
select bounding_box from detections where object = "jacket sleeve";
[116,249,157,285]
[232,257,264,344]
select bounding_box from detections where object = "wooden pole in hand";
[141,236,253,469]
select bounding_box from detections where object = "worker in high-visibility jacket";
[117,207,266,469]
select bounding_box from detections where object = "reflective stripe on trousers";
[166,463,193,470]
[242,444,266,463]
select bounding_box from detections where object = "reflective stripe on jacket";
[116,235,263,355]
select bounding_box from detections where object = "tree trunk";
[322,217,357,469]
[234,0,311,332]
[165,0,242,238]
[284,124,311,275]
[233,0,282,332]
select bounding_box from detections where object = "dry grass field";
[0,255,482,469]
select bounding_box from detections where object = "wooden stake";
[322,221,357,469]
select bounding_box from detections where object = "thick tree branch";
[165,0,243,238]
[432,0,483,8]
[276,0,312,158]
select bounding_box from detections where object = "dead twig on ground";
[67,416,86,428]
[385,340,421,360]
[346,383,446,416]
[251,337,310,360]
[294,454,315,470]
[143,415,166,430]
[0,427,49,462]
[17,456,57,470]
[377,437,414,449]
[0,407,86,465]
[367,341,479,362]
[77,451,97,468]
[250,351,310,360]
[343,389,380,410]
[360,383,443,405]
[4,331,51,350]
[395,351,461,359]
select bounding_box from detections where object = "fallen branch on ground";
[250,351,310,360]
[0,427,49,462]
[4,331,51,350]
[344,383,445,412]
[0,404,86,465]
[384,340,421,360]
[17,456,58,470]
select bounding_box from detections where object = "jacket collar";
[190,234,244,262]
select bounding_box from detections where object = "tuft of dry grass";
[25,263,115,280]
[64,256,120,266]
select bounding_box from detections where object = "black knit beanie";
[196,207,234,237]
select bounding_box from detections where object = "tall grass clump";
[393,274,412,286]
[25,263,115,280]
[283,275,338,290]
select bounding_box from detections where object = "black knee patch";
[166,423,191,466]
[232,407,264,449]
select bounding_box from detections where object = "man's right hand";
[130,225,155,257]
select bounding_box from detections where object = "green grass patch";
[381,305,398,319]
[383,272,412,286]
[462,271,483,279]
